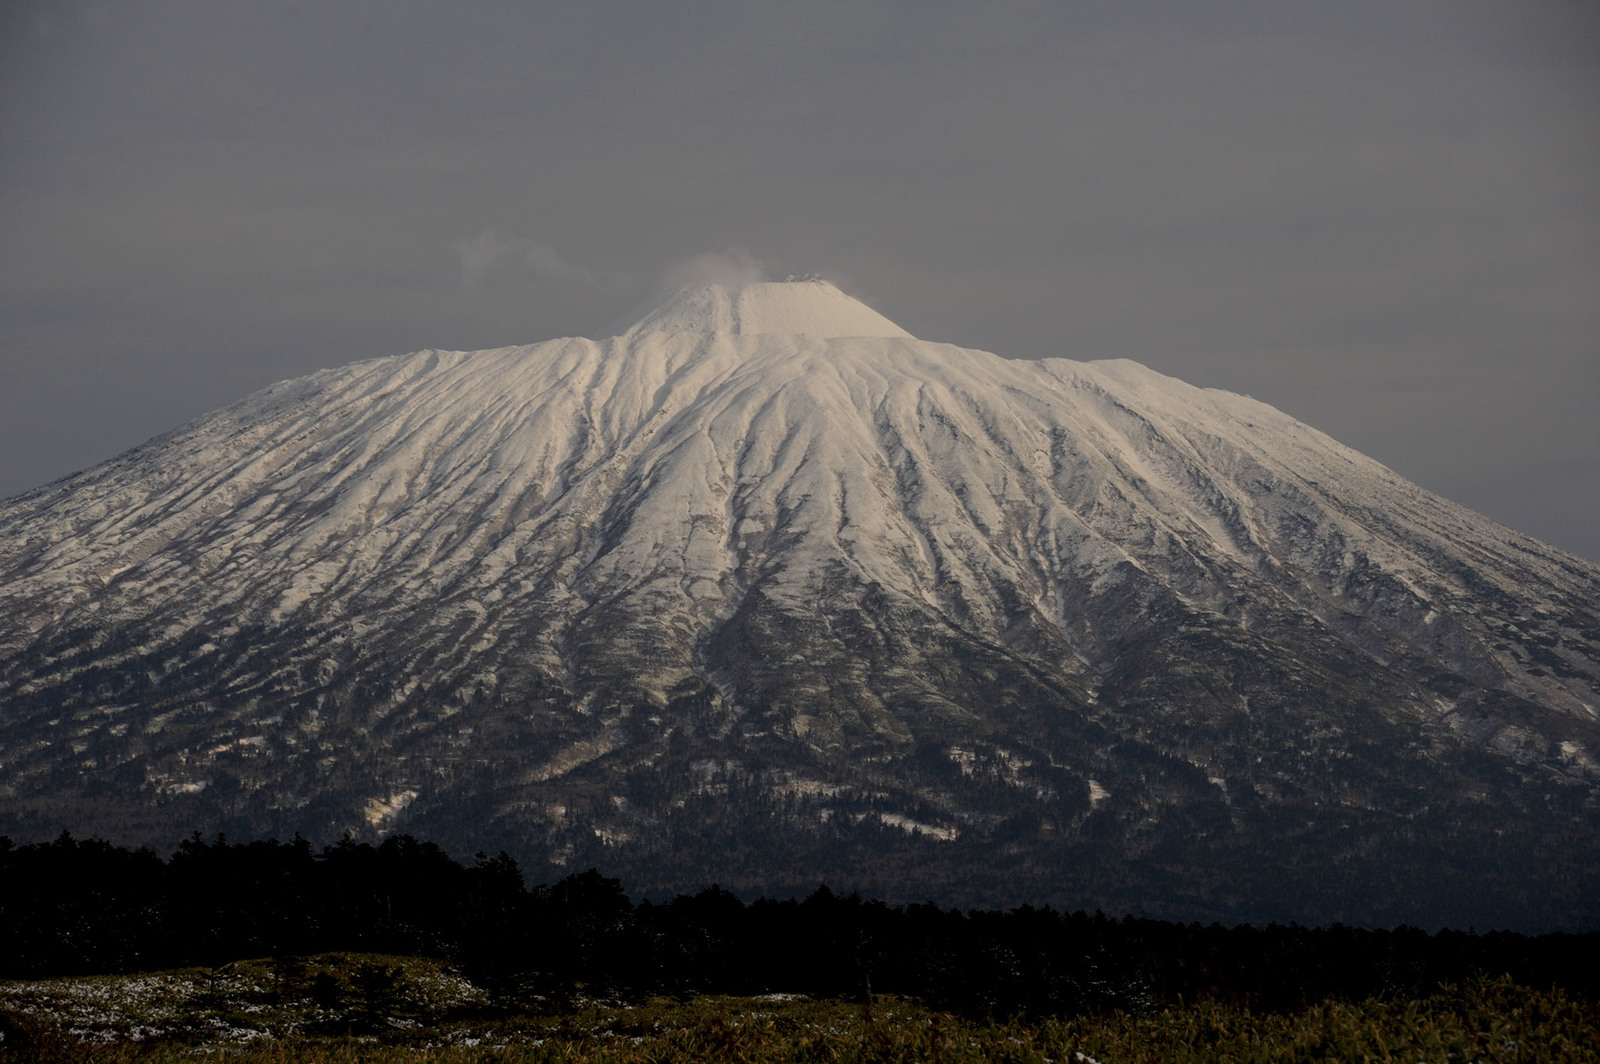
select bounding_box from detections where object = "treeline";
[2,831,1595,1016]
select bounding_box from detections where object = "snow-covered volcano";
[2,279,1598,927]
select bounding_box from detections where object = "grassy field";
[3,954,1597,1062]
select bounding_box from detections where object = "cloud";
[659,248,777,291]
[453,232,594,289]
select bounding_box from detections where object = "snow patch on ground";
[877,812,958,841]
[364,789,418,827]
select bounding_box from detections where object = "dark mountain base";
[5,596,1598,932]
[5,786,1597,931]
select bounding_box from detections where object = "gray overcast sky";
[2,1,1597,559]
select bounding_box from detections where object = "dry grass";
[2,960,1595,1063]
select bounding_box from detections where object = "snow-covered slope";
[2,279,1598,925]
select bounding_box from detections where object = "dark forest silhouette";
[2,831,1594,1017]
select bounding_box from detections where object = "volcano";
[2,278,1597,926]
